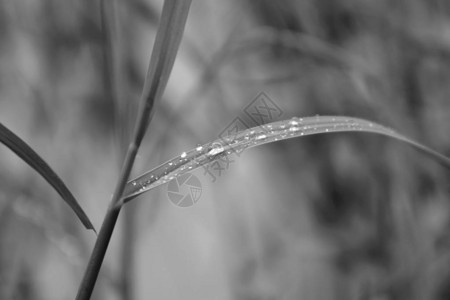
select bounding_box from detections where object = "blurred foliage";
[1,0,450,299]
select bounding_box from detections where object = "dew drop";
[289,126,300,132]
[207,144,224,156]
[256,134,267,141]
[180,152,187,158]
[289,119,299,126]
[196,146,203,151]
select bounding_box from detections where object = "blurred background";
[1,0,450,299]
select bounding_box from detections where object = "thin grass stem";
[75,0,191,299]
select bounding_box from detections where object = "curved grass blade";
[120,116,450,205]
[0,123,95,232]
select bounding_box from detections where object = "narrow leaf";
[143,0,191,101]
[121,116,450,204]
[133,0,192,145]
[0,123,95,232]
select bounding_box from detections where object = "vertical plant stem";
[76,143,139,300]
[76,207,120,300]
[75,1,191,299]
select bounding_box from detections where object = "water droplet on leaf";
[289,119,299,126]
[256,134,267,141]
[207,144,224,156]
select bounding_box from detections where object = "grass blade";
[75,1,192,299]
[0,122,95,232]
[121,116,450,203]
[133,0,192,145]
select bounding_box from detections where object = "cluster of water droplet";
[122,116,399,201]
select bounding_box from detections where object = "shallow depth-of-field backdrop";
[1,0,450,299]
